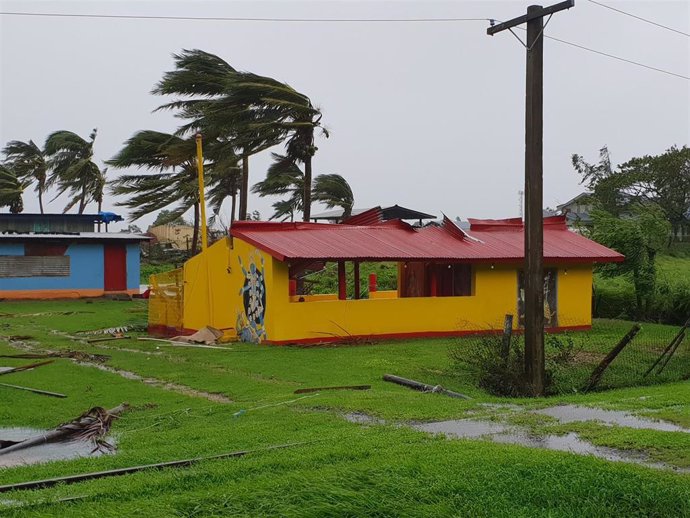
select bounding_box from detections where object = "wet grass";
[0,300,689,517]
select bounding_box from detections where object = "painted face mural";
[237,252,267,343]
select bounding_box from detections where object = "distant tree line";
[572,145,690,319]
[0,49,355,255]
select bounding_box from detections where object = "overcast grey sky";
[1,0,688,230]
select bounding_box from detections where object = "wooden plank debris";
[0,441,317,493]
[0,360,54,377]
[294,385,371,394]
[0,382,66,398]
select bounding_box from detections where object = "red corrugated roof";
[230,216,624,263]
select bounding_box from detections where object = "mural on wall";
[236,252,267,343]
[517,269,558,328]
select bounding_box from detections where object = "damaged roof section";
[230,215,624,264]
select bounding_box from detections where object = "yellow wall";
[180,238,595,344]
[554,264,592,327]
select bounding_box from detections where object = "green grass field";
[0,300,689,517]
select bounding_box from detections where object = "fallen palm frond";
[0,403,129,456]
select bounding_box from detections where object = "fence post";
[583,323,641,392]
[501,314,513,364]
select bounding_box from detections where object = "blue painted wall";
[0,243,25,256]
[126,243,141,289]
[0,242,104,291]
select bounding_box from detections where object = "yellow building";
[148,213,623,344]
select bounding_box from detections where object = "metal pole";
[195,133,209,251]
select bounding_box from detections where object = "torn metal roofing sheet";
[230,216,623,264]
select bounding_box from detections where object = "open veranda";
[0,298,688,517]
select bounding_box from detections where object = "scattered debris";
[0,311,94,318]
[86,336,131,344]
[0,360,54,377]
[0,351,110,363]
[0,404,128,457]
[294,385,371,394]
[75,324,146,336]
[383,374,472,400]
[172,326,223,345]
[583,324,641,391]
[0,441,317,493]
[0,382,66,398]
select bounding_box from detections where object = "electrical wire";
[1,10,688,80]
[586,0,690,38]
[543,33,690,80]
[0,11,491,23]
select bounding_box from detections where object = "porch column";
[353,262,361,299]
[338,261,347,300]
[429,264,438,297]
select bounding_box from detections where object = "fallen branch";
[0,440,318,493]
[0,382,66,398]
[0,360,54,377]
[0,403,128,455]
[383,374,471,400]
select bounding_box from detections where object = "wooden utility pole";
[488,0,574,396]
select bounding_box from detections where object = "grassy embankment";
[0,300,688,517]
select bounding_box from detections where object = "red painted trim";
[264,325,592,346]
[147,325,197,337]
[0,289,138,300]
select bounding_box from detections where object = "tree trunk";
[303,155,312,222]
[38,188,44,214]
[78,188,87,214]
[191,203,200,256]
[239,154,249,220]
[230,192,237,225]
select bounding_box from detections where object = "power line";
[543,33,690,80]
[0,11,491,23]
[2,10,688,80]
[586,0,690,38]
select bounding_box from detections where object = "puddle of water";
[533,405,690,433]
[0,427,114,468]
[343,413,689,473]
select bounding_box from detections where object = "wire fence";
[450,317,690,395]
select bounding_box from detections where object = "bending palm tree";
[154,49,325,220]
[2,140,48,213]
[0,165,30,213]
[44,129,102,214]
[253,153,354,221]
[153,50,282,221]
[107,130,205,254]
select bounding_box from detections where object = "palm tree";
[153,49,326,221]
[0,164,30,213]
[253,153,354,222]
[312,174,355,219]
[152,50,283,221]
[107,130,204,254]
[2,140,48,213]
[44,129,102,214]
[252,154,304,221]
[201,70,326,221]
[207,164,242,227]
